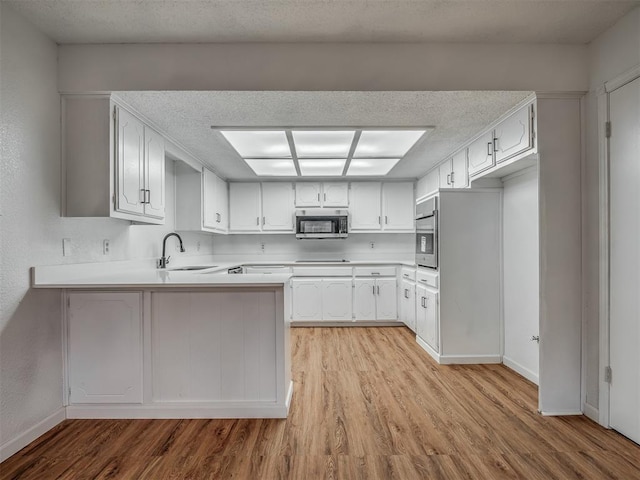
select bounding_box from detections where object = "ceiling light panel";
[220,130,291,158]
[292,130,355,158]
[354,130,425,158]
[245,158,297,176]
[346,158,401,176]
[298,159,346,176]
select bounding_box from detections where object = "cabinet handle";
[317,193,320,202]
[145,189,151,204]
[256,217,260,225]
[140,189,146,204]
[493,137,498,152]
[372,285,376,295]
[404,288,410,299]
[446,174,450,185]
[216,213,221,223]
[378,216,381,225]
[377,285,380,295]
[262,216,265,225]
[420,297,426,308]
[450,172,455,185]
[385,215,388,224]
[324,193,327,202]
[487,142,493,156]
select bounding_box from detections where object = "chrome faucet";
[158,232,185,268]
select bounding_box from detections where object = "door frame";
[597,64,640,428]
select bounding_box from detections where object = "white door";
[350,182,382,230]
[322,183,349,207]
[353,278,376,320]
[291,279,323,321]
[229,183,261,232]
[382,182,414,231]
[494,104,534,164]
[451,149,468,188]
[439,159,453,188]
[143,126,165,219]
[262,183,294,231]
[401,279,416,332]
[376,278,398,320]
[202,168,218,229]
[295,183,322,207]
[322,279,353,321]
[216,175,229,233]
[67,292,142,404]
[609,76,640,444]
[116,107,145,215]
[467,132,495,177]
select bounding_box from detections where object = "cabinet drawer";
[293,266,353,277]
[354,266,397,277]
[401,266,417,281]
[416,269,439,288]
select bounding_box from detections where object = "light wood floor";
[2,327,639,479]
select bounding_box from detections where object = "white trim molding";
[605,65,640,93]
[0,408,66,462]
[583,403,600,423]
[503,356,539,385]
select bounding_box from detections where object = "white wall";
[583,6,640,414]
[502,168,539,384]
[0,5,213,460]
[57,43,588,93]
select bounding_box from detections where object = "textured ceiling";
[115,91,531,180]
[5,0,638,44]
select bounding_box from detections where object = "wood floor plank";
[2,327,639,480]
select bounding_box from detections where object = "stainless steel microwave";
[295,209,349,239]
[415,197,438,269]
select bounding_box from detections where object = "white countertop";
[31,257,417,289]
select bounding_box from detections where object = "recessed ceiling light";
[346,158,401,176]
[292,130,355,158]
[245,158,297,176]
[220,130,290,158]
[298,159,346,176]
[354,130,425,158]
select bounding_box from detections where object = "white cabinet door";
[202,168,218,229]
[439,159,453,188]
[494,105,533,164]
[215,175,229,233]
[229,183,261,232]
[67,292,142,404]
[376,278,398,320]
[262,183,294,231]
[322,183,349,207]
[116,107,145,216]
[401,280,416,332]
[292,279,323,321]
[143,126,165,219]
[416,285,438,352]
[382,182,414,231]
[424,169,439,197]
[354,278,376,320]
[350,182,382,230]
[295,183,321,207]
[468,132,495,177]
[451,149,468,188]
[322,279,353,321]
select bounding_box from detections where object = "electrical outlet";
[103,239,110,255]
[62,238,72,256]
[370,242,375,249]
[260,242,265,253]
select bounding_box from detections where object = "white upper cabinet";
[451,149,469,188]
[116,108,145,216]
[322,183,349,207]
[494,104,534,164]
[439,158,453,188]
[262,183,294,231]
[63,96,165,224]
[229,183,262,232]
[295,183,322,207]
[215,175,229,232]
[350,182,382,230]
[295,182,349,208]
[202,168,218,229]
[382,182,414,231]
[468,131,496,177]
[176,165,228,234]
[417,168,439,200]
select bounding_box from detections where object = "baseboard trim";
[285,380,294,411]
[439,354,502,365]
[291,321,403,327]
[540,410,583,417]
[503,355,539,385]
[0,407,66,462]
[66,402,289,419]
[583,402,599,423]
[416,336,440,362]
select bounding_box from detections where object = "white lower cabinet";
[400,279,416,332]
[291,278,352,321]
[416,285,438,352]
[67,292,143,404]
[353,277,398,321]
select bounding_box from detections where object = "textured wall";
[0,4,214,452]
[583,6,640,411]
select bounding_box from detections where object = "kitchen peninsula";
[32,262,292,419]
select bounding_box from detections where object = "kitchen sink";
[169,266,217,271]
